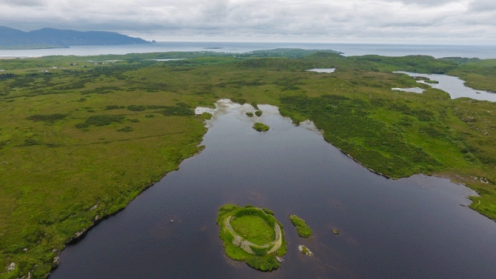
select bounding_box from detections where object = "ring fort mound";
[217,204,287,271]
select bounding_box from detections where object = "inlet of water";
[394,71,496,102]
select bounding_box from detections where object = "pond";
[306,68,336,73]
[392,87,425,94]
[49,100,496,279]
[153,59,185,62]
[394,71,496,102]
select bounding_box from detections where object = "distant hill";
[0,27,152,48]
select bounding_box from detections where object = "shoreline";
[46,143,208,278]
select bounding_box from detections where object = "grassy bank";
[1,50,496,278]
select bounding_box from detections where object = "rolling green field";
[1,49,496,278]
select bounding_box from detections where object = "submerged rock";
[298,245,313,256]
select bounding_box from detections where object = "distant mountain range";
[0,27,153,48]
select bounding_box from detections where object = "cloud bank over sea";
[0,0,495,44]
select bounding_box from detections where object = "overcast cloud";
[0,0,495,44]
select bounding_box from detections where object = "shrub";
[262,209,274,216]
[117,126,133,132]
[146,105,167,109]
[27,114,67,123]
[75,115,125,129]
[105,105,123,110]
[127,105,146,111]
[160,103,194,116]
[246,255,280,271]
[231,97,247,104]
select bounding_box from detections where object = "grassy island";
[255,110,263,117]
[253,122,270,132]
[415,77,439,84]
[289,215,312,238]
[246,112,254,117]
[217,204,287,271]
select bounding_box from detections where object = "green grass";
[253,123,270,132]
[230,215,275,245]
[246,112,254,117]
[2,50,496,278]
[217,204,286,272]
[289,215,312,238]
[255,110,263,116]
[250,245,273,257]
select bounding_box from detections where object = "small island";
[217,204,287,271]
[255,110,263,116]
[415,76,439,84]
[246,112,254,117]
[253,122,270,132]
[289,215,312,238]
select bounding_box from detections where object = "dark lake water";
[49,101,496,279]
[2,42,496,59]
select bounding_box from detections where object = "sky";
[0,0,495,45]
